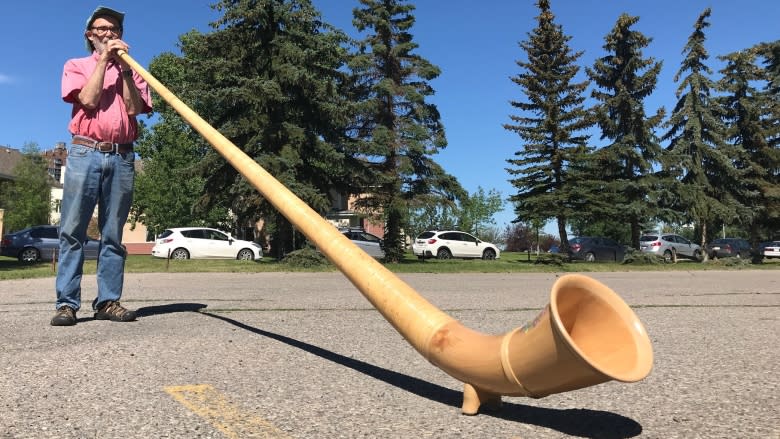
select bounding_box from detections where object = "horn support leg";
[462,383,502,415]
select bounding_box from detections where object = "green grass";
[1,251,778,281]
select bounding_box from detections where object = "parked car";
[412,230,500,260]
[0,225,99,262]
[639,233,703,262]
[151,227,263,260]
[706,238,752,259]
[340,228,384,258]
[762,241,780,259]
[567,236,626,262]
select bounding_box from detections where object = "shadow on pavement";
[136,302,208,317]
[201,312,642,439]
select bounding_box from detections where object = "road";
[1,271,778,438]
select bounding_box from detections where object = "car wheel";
[19,247,40,263]
[693,249,703,262]
[663,249,674,263]
[237,248,254,260]
[436,248,452,260]
[584,252,596,262]
[482,249,496,260]
[170,248,190,259]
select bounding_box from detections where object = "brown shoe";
[51,306,77,326]
[94,301,137,322]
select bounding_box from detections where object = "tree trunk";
[557,217,569,252]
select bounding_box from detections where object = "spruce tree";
[717,47,779,244]
[349,0,463,262]
[757,41,780,237]
[164,0,357,257]
[661,8,739,251]
[586,13,665,249]
[132,53,233,238]
[504,0,592,251]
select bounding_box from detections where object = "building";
[325,190,384,238]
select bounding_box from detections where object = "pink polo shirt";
[62,52,152,143]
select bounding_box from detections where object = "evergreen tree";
[1,143,51,232]
[504,0,592,251]
[717,47,779,244]
[131,53,232,239]
[661,8,739,251]
[162,0,358,257]
[349,0,463,262]
[756,41,780,237]
[586,13,665,249]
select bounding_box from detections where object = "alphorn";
[119,50,653,415]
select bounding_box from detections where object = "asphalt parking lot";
[1,271,778,438]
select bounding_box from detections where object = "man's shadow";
[200,311,644,439]
[73,302,208,323]
[136,303,208,317]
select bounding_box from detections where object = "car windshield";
[417,231,436,239]
[640,235,658,242]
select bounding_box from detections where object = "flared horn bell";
[506,274,653,396]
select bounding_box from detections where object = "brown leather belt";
[72,135,133,154]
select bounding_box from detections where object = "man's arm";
[120,70,146,116]
[76,57,109,110]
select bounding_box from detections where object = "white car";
[763,241,780,259]
[412,230,500,260]
[152,227,263,260]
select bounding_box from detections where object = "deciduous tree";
[0,143,51,232]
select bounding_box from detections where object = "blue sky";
[1,1,778,236]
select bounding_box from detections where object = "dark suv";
[706,238,752,259]
[567,236,626,262]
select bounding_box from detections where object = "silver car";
[639,233,703,262]
[341,228,384,258]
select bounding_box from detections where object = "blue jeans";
[55,144,135,311]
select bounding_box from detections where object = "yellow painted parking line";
[164,384,292,439]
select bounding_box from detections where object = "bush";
[705,256,755,268]
[534,253,567,266]
[281,247,331,268]
[622,249,665,265]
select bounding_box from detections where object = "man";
[51,6,152,326]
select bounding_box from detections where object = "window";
[358,232,380,243]
[31,227,58,239]
[181,229,205,239]
[207,230,230,241]
[460,233,477,244]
